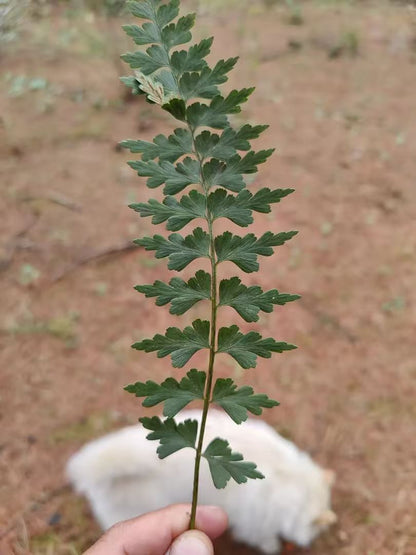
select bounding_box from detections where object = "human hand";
[83,504,228,555]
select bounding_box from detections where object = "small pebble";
[48,512,62,526]
[338,529,348,542]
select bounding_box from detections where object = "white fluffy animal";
[67,410,336,553]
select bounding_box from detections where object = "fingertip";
[167,530,213,555]
[195,505,228,539]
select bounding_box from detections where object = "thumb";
[166,530,214,555]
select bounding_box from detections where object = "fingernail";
[168,531,212,555]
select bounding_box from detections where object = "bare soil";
[1,1,416,554]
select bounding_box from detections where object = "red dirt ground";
[1,1,415,554]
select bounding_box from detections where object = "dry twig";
[50,241,139,283]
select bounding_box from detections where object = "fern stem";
[121,0,295,536]
[189,131,218,529]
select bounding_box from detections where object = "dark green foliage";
[214,230,298,273]
[121,0,299,501]
[202,438,264,489]
[129,190,206,231]
[135,271,211,314]
[212,378,279,424]
[126,369,206,416]
[140,416,198,457]
[127,157,200,194]
[219,277,300,322]
[135,228,210,270]
[217,325,296,369]
[132,319,210,367]
[121,128,193,162]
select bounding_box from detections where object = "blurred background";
[1,0,415,553]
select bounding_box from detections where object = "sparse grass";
[342,30,359,55]
[328,30,360,58]
[49,411,124,444]
[30,531,80,555]
[285,0,304,25]
[5,310,80,346]
[0,0,29,45]
[18,263,41,286]
[83,0,127,17]
[381,295,406,313]
[92,281,108,296]
[4,73,51,97]
[3,70,123,117]
[27,494,98,554]
[137,254,163,268]
[367,396,416,420]
[108,334,137,363]
[3,72,60,112]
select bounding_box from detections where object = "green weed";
[329,30,360,58]
[6,310,80,346]
[49,411,123,444]
[19,263,41,286]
